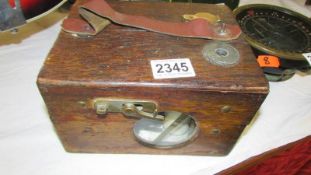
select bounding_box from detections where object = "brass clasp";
[91,98,164,121]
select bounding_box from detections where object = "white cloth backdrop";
[0,0,310,175]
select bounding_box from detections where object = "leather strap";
[62,0,241,40]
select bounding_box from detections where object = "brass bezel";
[233,4,311,61]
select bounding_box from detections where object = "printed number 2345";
[156,62,189,73]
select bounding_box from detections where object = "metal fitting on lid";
[202,41,240,67]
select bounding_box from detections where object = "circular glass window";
[133,111,199,149]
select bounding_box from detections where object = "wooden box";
[37,0,269,156]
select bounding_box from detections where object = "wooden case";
[37,0,269,156]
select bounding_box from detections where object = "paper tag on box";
[150,58,196,79]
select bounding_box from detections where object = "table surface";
[0,0,310,175]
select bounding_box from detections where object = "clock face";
[234,4,311,60]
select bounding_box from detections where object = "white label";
[150,58,196,79]
[302,53,311,66]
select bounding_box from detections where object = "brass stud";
[221,105,232,113]
[77,101,86,107]
[211,128,221,135]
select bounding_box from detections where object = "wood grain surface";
[37,0,269,155]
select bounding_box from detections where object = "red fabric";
[238,136,311,175]
[219,136,311,175]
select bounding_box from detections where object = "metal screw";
[122,103,135,114]
[10,28,18,34]
[216,20,227,35]
[211,128,221,135]
[94,101,108,115]
[221,105,232,113]
[77,101,86,107]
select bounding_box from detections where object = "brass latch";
[89,98,199,149]
[91,98,164,120]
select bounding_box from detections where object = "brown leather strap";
[62,0,241,40]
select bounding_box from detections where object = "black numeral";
[156,64,164,73]
[180,62,189,72]
[156,62,189,74]
[173,63,181,72]
[164,63,172,72]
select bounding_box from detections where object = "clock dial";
[234,4,311,60]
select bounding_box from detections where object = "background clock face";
[235,5,311,60]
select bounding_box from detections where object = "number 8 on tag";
[257,55,280,68]
[150,58,196,79]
